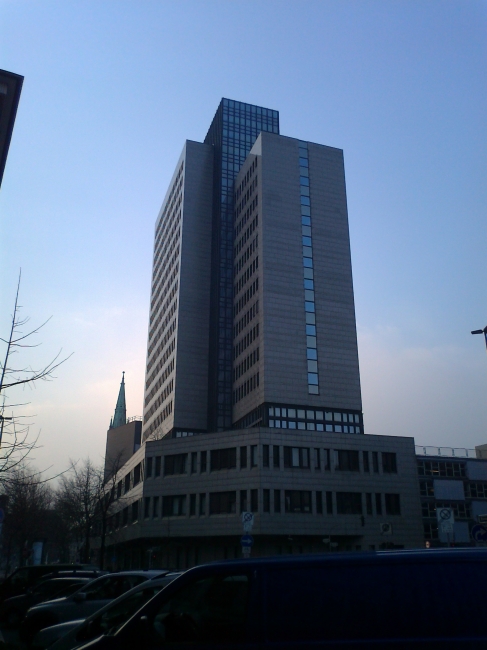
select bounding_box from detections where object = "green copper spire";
[111,372,127,429]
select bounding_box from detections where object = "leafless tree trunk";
[55,455,125,569]
[0,272,71,478]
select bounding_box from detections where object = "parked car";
[0,565,98,604]
[70,549,487,649]
[21,570,170,644]
[0,577,94,627]
[33,574,182,650]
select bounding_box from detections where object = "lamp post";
[471,326,487,354]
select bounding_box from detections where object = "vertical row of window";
[298,142,319,395]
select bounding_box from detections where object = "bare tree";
[1,464,54,572]
[55,455,125,569]
[0,273,71,478]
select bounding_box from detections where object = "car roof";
[188,547,487,572]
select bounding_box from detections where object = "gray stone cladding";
[107,428,423,553]
[142,141,213,440]
[172,141,213,431]
[232,132,361,425]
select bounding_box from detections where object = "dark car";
[21,570,169,645]
[0,565,98,604]
[33,574,182,650]
[0,577,94,627]
[72,549,487,649]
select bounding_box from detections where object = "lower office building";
[417,444,487,547]
[103,429,423,570]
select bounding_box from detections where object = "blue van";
[75,549,487,648]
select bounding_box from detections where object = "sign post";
[437,507,455,546]
[241,512,254,557]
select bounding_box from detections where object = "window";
[323,449,330,470]
[382,453,397,474]
[285,490,312,513]
[316,491,323,514]
[326,492,333,515]
[162,495,186,517]
[372,452,379,473]
[210,448,237,471]
[122,507,128,526]
[164,453,187,476]
[199,493,206,516]
[150,574,250,645]
[263,445,270,468]
[240,490,247,513]
[131,500,139,522]
[201,451,207,473]
[465,482,487,499]
[191,452,197,474]
[251,489,258,512]
[419,481,435,497]
[335,450,359,472]
[274,489,281,513]
[283,446,310,469]
[240,446,247,469]
[314,448,321,470]
[362,451,370,473]
[417,460,466,478]
[133,463,141,486]
[336,492,362,515]
[375,493,382,515]
[152,496,159,518]
[155,456,161,477]
[190,494,196,516]
[124,474,131,494]
[144,497,150,519]
[366,493,373,515]
[251,445,257,467]
[209,491,236,515]
[146,457,153,478]
[273,446,280,468]
[117,481,122,499]
[385,494,401,516]
[263,489,270,513]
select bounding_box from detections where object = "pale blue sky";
[1,1,486,475]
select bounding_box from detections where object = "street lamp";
[471,326,487,354]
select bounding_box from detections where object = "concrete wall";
[173,141,213,431]
[106,428,424,563]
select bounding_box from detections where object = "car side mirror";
[73,592,87,603]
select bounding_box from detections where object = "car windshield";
[76,584,165,642]
[79,575,146,601]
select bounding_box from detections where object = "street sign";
[0,508,5,524]
[241,512,254,533]
[437,508,454,525]
[240,534,254,548]
[440,521,453,534]
[471,524,487,543]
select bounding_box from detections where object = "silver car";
[21,570,168,645]
[32,574,181,650]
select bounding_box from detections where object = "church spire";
[110,372,127,429]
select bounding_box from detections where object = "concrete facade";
[104,429,424,570]
[142,141,213,442]
[232,133,361,426]
[417,447,487,546]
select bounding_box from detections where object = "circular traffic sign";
[471,524,487,543]
[439,508,452,521]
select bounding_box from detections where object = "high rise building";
[0,69,23,188]
[142,99,362,443]
[103,100,424,568]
